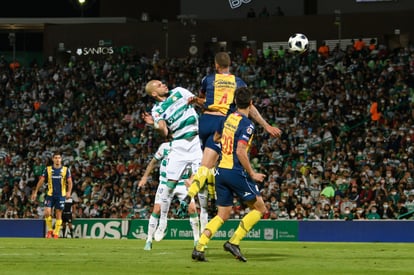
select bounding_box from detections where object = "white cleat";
[144,241,152,251]
[154,228,166,242]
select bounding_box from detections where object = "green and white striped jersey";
[153,142,171,184]
[151,87,199,140]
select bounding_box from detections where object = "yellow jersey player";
[185,52,281,207]
[31,152,73,239]
[192,87,267,262]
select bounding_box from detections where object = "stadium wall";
[0,219,44,238]
[42,11,413,61]
[3,219,413,242]
[73,219,414,242]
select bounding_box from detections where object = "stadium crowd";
[0,38,413,222]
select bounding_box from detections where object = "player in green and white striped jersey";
[142,80,208,249]
[139,141,208,250]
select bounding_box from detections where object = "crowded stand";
[0,39,413,221]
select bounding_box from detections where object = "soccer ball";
[288,33,309,53]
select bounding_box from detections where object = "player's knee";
[187,202,197,214]
[255,202,267,215]
[152,204,161,214]
[203,228,213,238]
[249,197,266,215]
[217,210,231,222]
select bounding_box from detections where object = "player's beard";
[159,90,170,101]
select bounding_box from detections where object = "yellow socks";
[207,168,215,198]
[187,166,209,198]
[229,209,262,245]
[196,215,224,252]
[54,219,62,236]
[45,216,53,231]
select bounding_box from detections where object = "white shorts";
[154,182,208,210]
[166,136,202,181]
[154,183,188,204]
[154,183,187,205]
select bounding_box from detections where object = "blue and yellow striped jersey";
[200,73,247,115]
[42,166,71,196]
[218,112,255,170]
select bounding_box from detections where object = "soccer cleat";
[154,227,166,242]
[192,248,207,262]
[53,233,59,239]
[223,241,247,262]
[46,230,53,239]
[144,241,152,251]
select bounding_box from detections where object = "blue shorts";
[198,114,226,153]
[44,195,65,210]
[215,168,261,206]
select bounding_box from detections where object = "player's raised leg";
[154,185,175,242]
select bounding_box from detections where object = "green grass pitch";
[0,239,413,275]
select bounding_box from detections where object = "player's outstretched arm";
[187,95,206,107]
[138,157,158,188]
[141,111,154,125]
[237,141,266,183]
[31,177,45,201]
[153,120,168,137]
[141,111,168,137]
[249,104,282,138]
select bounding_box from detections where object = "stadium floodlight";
[78,0,86,17]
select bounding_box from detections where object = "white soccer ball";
[288,33,309,53]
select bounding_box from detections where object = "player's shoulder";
[239,114,254,129]
[158,142,171,151]
[235,77,247,87]
[202,73,215,82]
[171,86,193,96]
[151,101,162,112]
[171,86,188,92]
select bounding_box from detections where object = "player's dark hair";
[235,87,252,109]
[52,151,62,157]
[215,52,231,68]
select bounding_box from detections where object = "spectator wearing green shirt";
[340,206,354,221]
[337,177,349,197]
[263,46,274,59]
[320,183,336,204]
[277,45,285,58]
[366,206,381,219]
[404,192,414,215]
